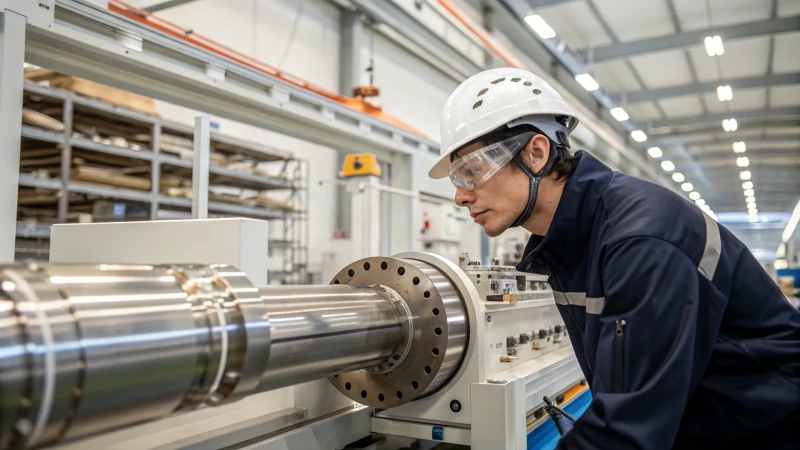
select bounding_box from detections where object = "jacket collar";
[518,150,613,272]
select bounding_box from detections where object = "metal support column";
[192,115,210,219]
[149,122,161,219]
[339,10,363,96]
[57,98,74,222]
[0,10,26,262]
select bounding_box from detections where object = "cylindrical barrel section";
[255,285,403,392]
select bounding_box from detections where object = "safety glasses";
[449,132,533,190]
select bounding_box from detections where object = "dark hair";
[482,124,577,180]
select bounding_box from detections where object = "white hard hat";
[429,67,579,179]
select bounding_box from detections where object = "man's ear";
[520,134,551,173]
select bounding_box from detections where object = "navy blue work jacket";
[518,151,800,449]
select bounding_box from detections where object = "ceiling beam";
[648,127,800,145]
[612,72,800,104]
[144,0,200,12]
[678,149,800,161]
[577,15,800,63]
[685,158,800,169]
[647,106,800,129]
[677,134,800,148]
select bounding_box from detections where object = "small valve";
[519,333,531,344]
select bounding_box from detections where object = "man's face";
[452,141,532,237]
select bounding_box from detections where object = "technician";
[429,68,800,449]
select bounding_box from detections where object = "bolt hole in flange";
[435,327,442,335]
[432,308,439,315]
[364,262,371,270]
[381,261,388,270]
[413,277,420,285]
[348,269,354,277]
[345,382,351,390]
[412,381,419,389]
[432,348,439,355]
[361,390,367,399]
[396,391,403,399]
[378,393,385,402]
[424,366,432,374]
[398,267,405,276]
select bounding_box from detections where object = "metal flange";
[327,256,467,408]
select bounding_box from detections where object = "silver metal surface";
[0,263,265,447]
[0,254,475,447]
[256,285,403,392]
[328,256,469,408]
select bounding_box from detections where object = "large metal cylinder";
[255,285,404,392]
[0,254,472,449]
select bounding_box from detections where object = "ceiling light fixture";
[609,107,629,121]
[672,172,685,182]
[647,147,662,158]
[742,181,753,190]
[575,73,600,91]
[736,157,750,167]
[700,204,711,212]
[704,35,724,56]
[747,202,757,210]
[695,199,706,206]
[782,199,800,242]
[733,141,746,153]
[681,182,694,192]
[661,160,675,171]
[524,14,556,39]
[744,189,755,197]
[739,170,751,180]
[631,130,647,142]
[722,118,738,132]
[746,196,755,204]
[689,191,701,200]
[716,85,733,101]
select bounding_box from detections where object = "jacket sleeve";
[556,237,714,449]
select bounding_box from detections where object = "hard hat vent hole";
[477,88,488,96]
[511,77,521,82]
[491,77,505,84]
[533,89,542,95]
[524,81,533,86]
[473,100,483,109]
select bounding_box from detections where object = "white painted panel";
[592,0,675,42]
[658,96,705,118]
[773,32,800,73]
[628,102,664,120]
[538,1,614,49]
[674,0,772,31]
[728,87,768,111]
[778,0,800,15]
[717,36,771,79]
[592,60,642,92]
[628,49,693,89]
[770,85,800,108]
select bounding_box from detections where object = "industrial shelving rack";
[16,81,309,283]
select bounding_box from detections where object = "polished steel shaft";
[256,285,403,392]
[0,263,407,449]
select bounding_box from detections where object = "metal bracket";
[0,0,55,29]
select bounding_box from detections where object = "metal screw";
[487,315,491,323]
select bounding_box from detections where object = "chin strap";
[509,143,561,228]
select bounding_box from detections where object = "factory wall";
[124,0,472,272]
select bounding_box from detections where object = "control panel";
[459,253,571,376]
